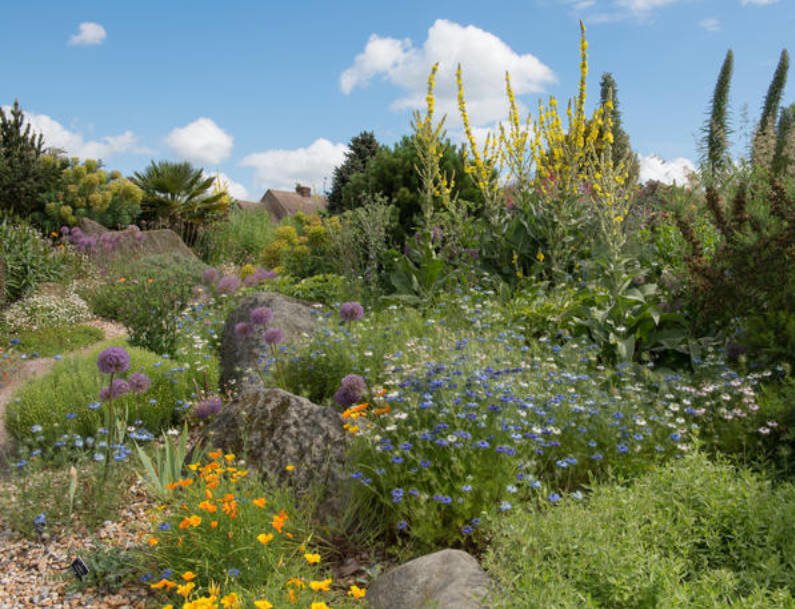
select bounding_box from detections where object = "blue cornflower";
[30,424,43,433]
[475,440,490,449]
[391,488,404,503]
[530,480,542,489]
[462,484,473,492]
[419,459,431,468]
[617,444,629,454]
[390,455,404,464]
[65,412,77,420]
[33,513,46,528]
[88,401,101,411]
[432,494,453,504]
[461,525,474,535]
[499,501,512,511]
[397,520,408,530]
[15,459,27,469]
[591,453,604,461]
[548,493,561,503]
[158,522,171,531]
[399,442,413,451]
[670,433,681,441]
[227,568,240,578]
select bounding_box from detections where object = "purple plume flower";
[194,396,223,419]
[339,302,364,322]
[217,275,241,294]
[97,347,130,374]
[99,379,131,401]
[235,322,254,338]
[263,327,285,345]
[250,306,273,326]
[202,267,220,285]
[128,372,152,393]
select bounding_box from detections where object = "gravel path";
[0,320,126,454]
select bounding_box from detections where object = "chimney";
[295,184,311,197]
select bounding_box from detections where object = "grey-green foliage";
[486,453,795,609]
[773,103,795,177]
[703,50,734,176]
[194,206,275,265]
[752,49,789,170]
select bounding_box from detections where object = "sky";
[1,0,793,200]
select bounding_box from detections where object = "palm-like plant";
[131,161,230,241]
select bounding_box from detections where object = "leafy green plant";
[134,424,193,499]
[0,324,102,357]
[0,216,64,303]
[194,206,276,265]
[485,453,795,608]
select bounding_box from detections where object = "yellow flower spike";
[304,552,321,565]
[257,532,274,545]
[208,581,221,597]
[309,578,332,591]
[348,584,367,599]
[253,601,273,609]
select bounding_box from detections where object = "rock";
[75,218,198,266]
[206,386,348,511]
[219,292,317,391]
[367,549,492,609]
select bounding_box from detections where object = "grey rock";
[219,292,317,391]
[206,386,348,511]
[76,218,198,265]
[367,549,491,609]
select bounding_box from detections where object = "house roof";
[261,189,327,217]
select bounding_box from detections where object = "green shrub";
[2,284,92,331]
[485,453,795,608]
[0,216,64,303]
[84,253,205,355]
[194,206,275,265]
[5,342,217,446]
[275,273,357,306]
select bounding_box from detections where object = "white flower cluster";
[3,285,92,331]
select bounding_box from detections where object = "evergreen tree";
[598,72,639,184]
[327,131,380,214]
[752,49,789,170]
[0,100,61,219]
[703,50,734,176]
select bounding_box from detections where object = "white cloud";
[68,22,107,46]
[204,171,250,201]
[699,17,720,32]
[241,138,346,191]
[165,118,233,165]
[639,154,696,185]
[341,19,555,126]
[2,106,142,160]
[615,0,680,13]
[741,0,779,5]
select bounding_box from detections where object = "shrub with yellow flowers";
[143,449,366,607]
[260,214,341,280]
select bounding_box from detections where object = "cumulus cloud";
[341,19,555,126]
[2,106,142,160]
[165,118,233,165]
[241,138,346,191]
[639,154,696,185]
[204,171,250,201]
[699,17,720,32]
[68,22,107,46]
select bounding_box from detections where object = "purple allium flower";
[250,306,273,326]
[97,347,130,374]
[202,267,220,285]
[99,379,131,401]
[339,301,365,322]
[235,322,254,338]
[194,395,223,419]
[334,373,367,407]
[217,275,240,294]
[60,226,70,235]
[128,372,152,393]
[263,327,285,345]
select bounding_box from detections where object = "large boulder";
[219,292,317,391]
[367,549,492,609]
[206,386,348,509]
[75,218,197,265]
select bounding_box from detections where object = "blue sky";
[1,0,792,199]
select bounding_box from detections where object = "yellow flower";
[257,532,274,545]
[272,510,289,533]
[253,601,273,609]
[181,571,197,582]
[309,578,332,591]
[285,464,295,472]
[198,500,217,513]
[252,497,267,508]
[220,592,241,608]
[148,537,159,546]
[348,584,367,599]
[304,552,321,565]
[177,581,196,598]
[311,603,330,609]
[208,581,221,597]
[150,578,176,590]
[183,596,219,609]
[286,576,306,589]
[536,250,545,263]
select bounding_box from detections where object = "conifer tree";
[598,72,639,184]
[327,131,380,214]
